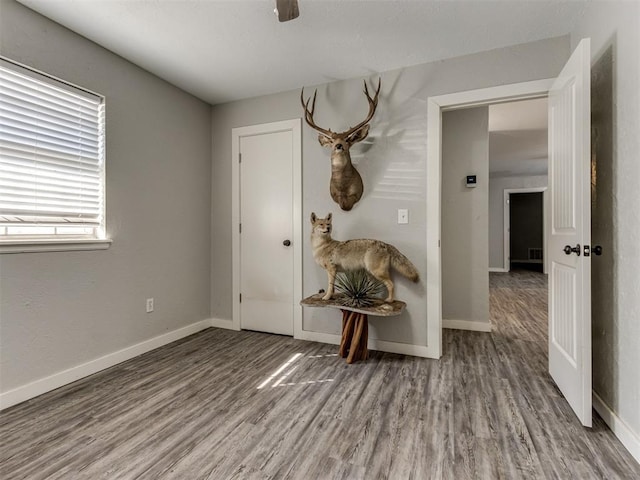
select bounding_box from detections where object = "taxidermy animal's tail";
[389,245,420,282]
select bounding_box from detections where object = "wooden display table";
[300,293,406,364]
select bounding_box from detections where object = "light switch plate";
[398,209,409,224]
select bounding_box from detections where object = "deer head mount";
[301,79,381,211]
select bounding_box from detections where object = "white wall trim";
[209,317,238,330]
[0,319,212,411]
[297,330,341,346]
[370,338,437,358]
[443,319,492,332]
[489,267,508,273]
[434,79,555,111]
[427,78,554,355]
[426,78,554,353]
[0,238,112,254]
[593,392,640,463]
[426,98,443,358]
[298,330,439,359]
[204,319,440,359]
[592,391,640,463]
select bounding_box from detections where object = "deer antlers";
[300,89,332,137]
[344,78,381,138]
[300,78,382,211]
[300,78,381,138]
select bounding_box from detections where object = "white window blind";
[0,58,105,239]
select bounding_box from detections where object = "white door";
[548,38,592,427]
[231,120,302,337]
[238,128,295,335]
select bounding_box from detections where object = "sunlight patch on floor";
[257,353,303,389]
[256,352,337,389]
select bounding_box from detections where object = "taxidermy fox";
[310,212,419,302]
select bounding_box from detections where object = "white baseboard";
[369,338,437,358]
[0,319,212,411]
[443,319,492,332]
[298,329,341,346]
[593,392,640,463]
[489,267,508,272]
[209,317,238,330]
[297,330,439,359]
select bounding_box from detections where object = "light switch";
[398,209,409,224]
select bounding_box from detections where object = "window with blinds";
[0,58,105,240]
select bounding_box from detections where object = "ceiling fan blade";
[275,0,299,22]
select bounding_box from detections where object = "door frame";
[503,187,548,274]
[231,119,303,336]
[427,78,554,356]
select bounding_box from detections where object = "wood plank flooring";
[1,270,639,479]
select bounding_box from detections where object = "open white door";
[548,38,592,427]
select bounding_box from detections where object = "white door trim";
[427,78,554,345]
[231,119,303,336]
[503,187,548,274]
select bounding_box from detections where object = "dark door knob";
[283,239,291,247]
[563,244,581,256]
[593,245,603,256]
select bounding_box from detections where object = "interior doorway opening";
[430,39,593,425]
[502,186,548,274]
[508,191,545,273]
[488,97,549,274]
[440,96,549,332]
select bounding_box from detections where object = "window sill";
[0,238,112,254]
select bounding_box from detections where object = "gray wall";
[441,108,489,325]
[488,175,547,269]
[572,1,640,442]
[0,1,212,392]
[211,37,570,344]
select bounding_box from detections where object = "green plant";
[334,269,385,308]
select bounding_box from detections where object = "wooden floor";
[1,271,638,479]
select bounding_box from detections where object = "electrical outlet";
[146,298,154,313]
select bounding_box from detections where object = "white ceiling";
[17,1,564,178]
[489,98,548,178]
[17,0,588,105]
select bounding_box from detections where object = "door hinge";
[239,293,242,303]
[584,245,590,257]
[239,153,242,163]
[239,223,242,234]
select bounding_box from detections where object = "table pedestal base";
[300,293,405,365]
[339,310,369,364]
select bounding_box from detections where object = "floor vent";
[528,248,543,261]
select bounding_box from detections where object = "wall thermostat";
[466,175,477,188]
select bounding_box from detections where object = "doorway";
[231,119,302,336]
[428,39,592,426]
[440,97,549,331]
[427,79,554,356]
[488,97,549,274]
[508,191,545,272]
[501,187,548,274]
